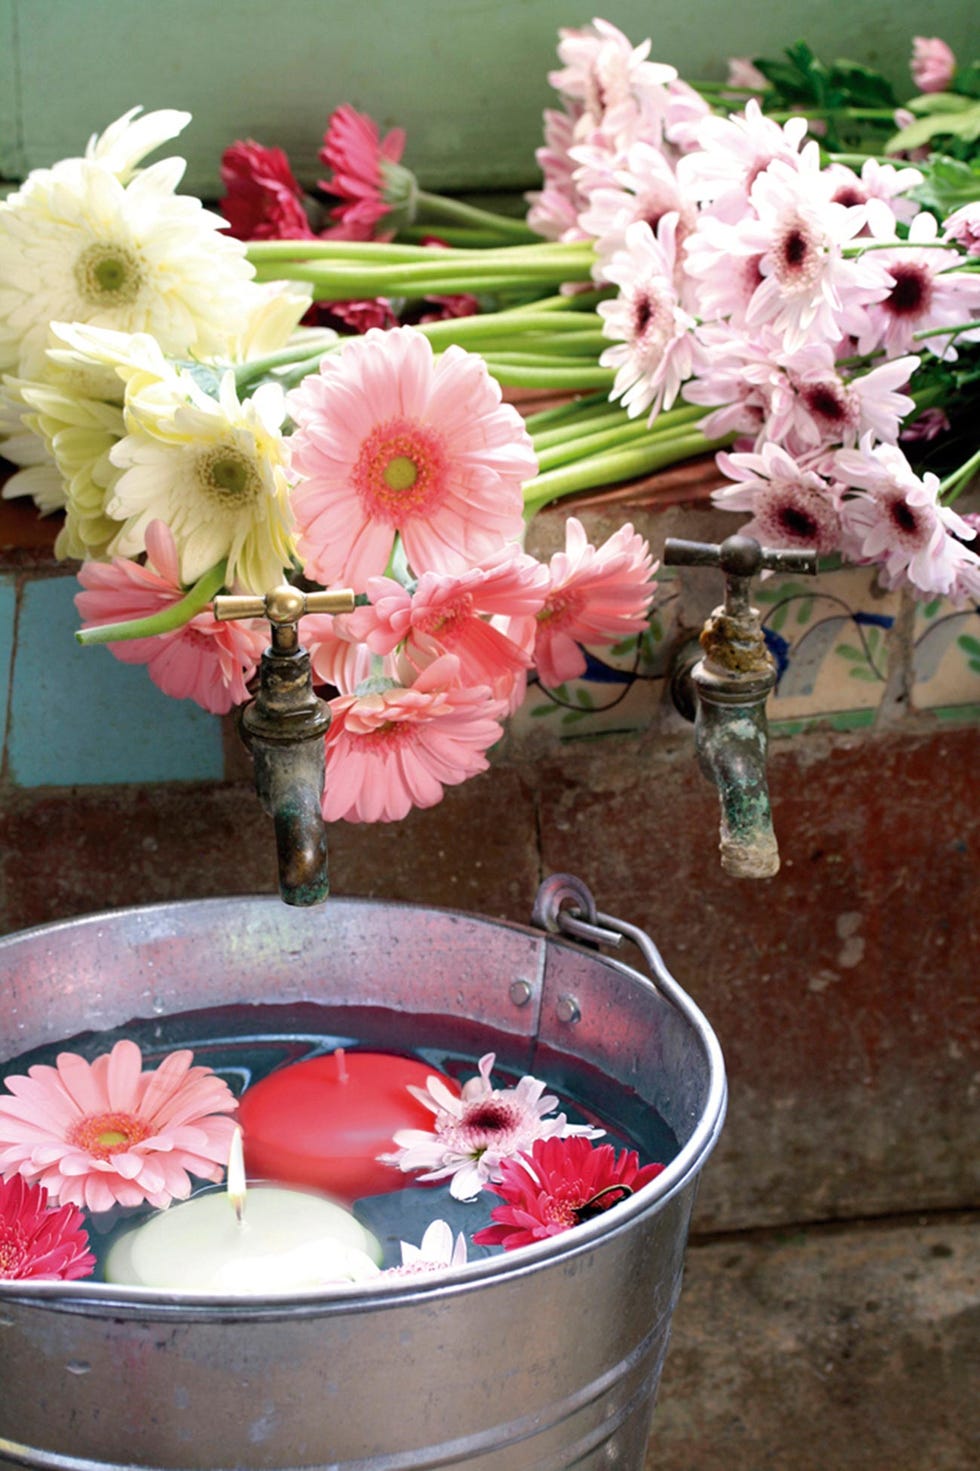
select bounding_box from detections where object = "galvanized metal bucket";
[0,875,726,1470]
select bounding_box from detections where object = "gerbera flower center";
[69,1110,151,1160]
[773,218,822,290]
[74,242,145,307]
[416,592,474,642]
[538,588,587,630]
[800,379,855,431]
[0,1227,27,1273]
[195,445,262,509]
[885,491,928,544]
[353,417,449,524]
[886,263,931,319]
[757,484,840,553]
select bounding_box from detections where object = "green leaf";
[848,667,880,681]
[529,703,557,718]
[957,633,980,657]
[888,100,980,151]
[795,598,814,626]
[906,91,974,116]
[826,60,898,109]
[575,686,595,709]
[836,644,868,663]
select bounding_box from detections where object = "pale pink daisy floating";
[534,516,655,689]
[384,1219,469,1277]
[380,1051,604,1202]
[75,520,267,714]
[0,1039,239,1212]
[287,327,537,589]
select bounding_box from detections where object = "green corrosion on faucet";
[664,534,817,879]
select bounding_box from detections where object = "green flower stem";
[505,290,610,313]
[247,239,594,267]
[416,310,603,348]
[397,225,520,248]
[534,404,708,469]
[535,419,659,471]
[413,189,539,243]
[532,405,634,449]
[252,263,593,297]
[939,445,980,503]
[481,361,616,389]
[523,429,731,516]
[522,391,610,431]
[233,334,340,390]
[75,561,229,646]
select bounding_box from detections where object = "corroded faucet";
[214,584,354,906]
[663,534,816,879]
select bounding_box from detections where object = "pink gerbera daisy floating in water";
[380,1052,603,1201]
[473,1135,665,1251]
[0,1174,95,1281]
[287,326,537,589]
[0,1039,239,1212]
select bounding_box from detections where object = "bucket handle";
[531,873,696,1016]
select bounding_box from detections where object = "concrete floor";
[647,1213,979,1470]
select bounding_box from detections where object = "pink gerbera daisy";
[713,442,844,554]
[0,1174,95,1281]
[347,546,549,702]
[318,104,413,239]
[379,1052,603,1202]
[472,1135,665,1251]
[534,516,655,689]
[320,653,504,823]
[74,521,267,714]
[287,327,537,589]
[0,1039,239,1213]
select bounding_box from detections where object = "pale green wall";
[1,0,976,196]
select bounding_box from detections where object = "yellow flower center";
[383,455,419,492]
[196,445,262,508]
[69,1110,150,1160]
[74,242,145,307]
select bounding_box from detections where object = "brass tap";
[663,535,817,878]
[214,584,355,906]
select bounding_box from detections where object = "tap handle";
[213,584,355,624]
[663,534,816,617]
[213,584,355,652]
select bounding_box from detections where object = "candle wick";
[335,1047,349,1084]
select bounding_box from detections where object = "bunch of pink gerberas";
[0,1041,662,1283]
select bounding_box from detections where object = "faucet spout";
[664,534,817,878]
[240,640,332,907]
[693,673,780,879]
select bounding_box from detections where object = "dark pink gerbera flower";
[319,104,415,239]
[0,1174,95,1281]
[220,140,315,241]
[472,1135,665,1251]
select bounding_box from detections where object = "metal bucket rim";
[0,892,727,1315]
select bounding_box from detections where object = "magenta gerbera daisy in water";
[0,1039,239,1212]
[473,1135,665,1251]
[380,1052,604,1202]
[287,327,537,590]
[0,1174,95,1281]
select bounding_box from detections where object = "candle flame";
[335,1047,349,1084]
[227,1125,247,1224]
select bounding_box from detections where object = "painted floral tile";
[513,573,680,740]
[910,595,980,720]
[757,566,901,735]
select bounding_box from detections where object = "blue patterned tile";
[8,576,224,786]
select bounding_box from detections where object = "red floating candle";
[237,1050,459,1204]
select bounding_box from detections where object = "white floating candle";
[106,1128,382,1293]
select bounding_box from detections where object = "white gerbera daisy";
[0,110,256,379]
[107,371,295,593]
